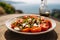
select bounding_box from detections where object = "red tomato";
[40,24,49,31]
[21,28,30,32]
[30,26,42,32]
[11,24,15,29]
[45,19,50,23]
[36,27,42,32]
[17,18,23,23]
[23,16,28,19]
[19,18,23,23]
[44,20,52,28]
[29,15,38,19]
[41,16,45,21]
[31,26,37,28]
[48,21,52,28]
[29,15,34,18]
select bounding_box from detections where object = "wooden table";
[0,14,60,40]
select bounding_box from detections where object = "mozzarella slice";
[28,18,32,21]
[25,25,30,28]
[22,23,26,27]
[19,26,23,29]
[33,23,38,26]
[14,27,20,30]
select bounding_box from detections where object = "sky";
[1,0,60,4]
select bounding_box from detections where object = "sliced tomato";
[30,26,42,32]
[29,15,33,18]
[29,15,38,19]
[16,18,23,23]
[23,16,28,19]
[48,21,52,28]
[45,19,50,23]
[41,16,45,21]
[31,26,37,28]
[44,20,52,28]
[21,28,30,32]
[11,24,15,29]
[19,18,23,23]
[36,27,42,32]
[40,24,49,31]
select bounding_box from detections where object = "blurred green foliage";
[0,2,15,14]
[51,9,60,19]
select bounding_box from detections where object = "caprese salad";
[11,15,52,33]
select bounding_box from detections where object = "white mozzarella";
[25,25,29,27]
[14,27,20,30]
[19,26,22,29]
[22,23,26,27]
[28,18,32,21]
[33,23,38,26]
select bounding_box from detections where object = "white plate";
[5,14,56,35]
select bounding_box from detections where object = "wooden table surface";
[0,14,60,40]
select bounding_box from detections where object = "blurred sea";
[10,3,60,14]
